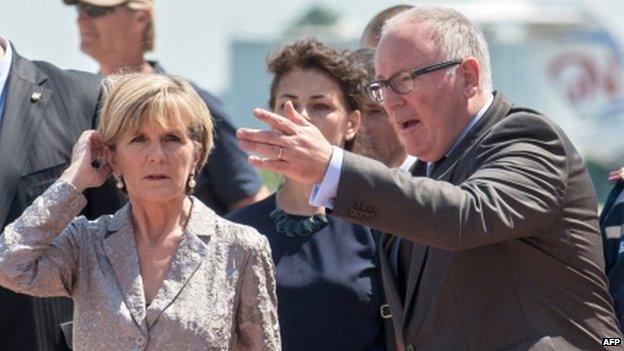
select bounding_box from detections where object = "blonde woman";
[0,74,280,350]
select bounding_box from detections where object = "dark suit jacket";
[332,92,622,350]
[0,49,124,351]
[601,181,624,332]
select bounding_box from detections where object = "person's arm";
[0,130,111,297]
[0,180,86,297]
[333,112,570,250]
[234,234,281,350]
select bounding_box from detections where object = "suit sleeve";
[234,233,281,350]
[333,113,570,251]
[0,180,87,297]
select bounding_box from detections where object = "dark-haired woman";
[227,38,384,350]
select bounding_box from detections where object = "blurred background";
[2,0,624,201]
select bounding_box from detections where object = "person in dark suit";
[0,37,124,351]
[62,0,269,214]
[236,5,623,350]
[602,167,624,332]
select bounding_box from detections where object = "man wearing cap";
[63,0,269,214]
[0,36,124,351]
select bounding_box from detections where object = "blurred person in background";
[227,38,384,351]
[0,73,280,350]
[352,48,415,170]
[0,36,124,351]
[360,5,413,49]
[63,0,269,214]
[601,166,624,332]
[352,5,415,170]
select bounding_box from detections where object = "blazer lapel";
[401,160,429,327]
[402,92,515,331]
[0,52,52,228]
[145,197,213,327]
[103,205,148,334]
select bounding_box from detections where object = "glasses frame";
[76,2,123,18]
[365,59,462,104]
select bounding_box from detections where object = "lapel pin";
[31,91,42,102]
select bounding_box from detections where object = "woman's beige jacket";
[0,181,281,350]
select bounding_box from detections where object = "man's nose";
[383,88,405,111]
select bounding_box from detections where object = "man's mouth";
[398,120,420,130]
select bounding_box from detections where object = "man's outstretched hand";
[236,101,334,185]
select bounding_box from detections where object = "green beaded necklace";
[270,208,329,237]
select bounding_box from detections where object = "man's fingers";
[237,128,285,146]
[282,101,309,126]
[252,108,297,135]
[239,139,287,160]
[248,155,291,173]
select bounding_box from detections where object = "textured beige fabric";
[0,180,281,350]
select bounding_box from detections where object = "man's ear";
[459,57,481,98]
[344,109,361,141]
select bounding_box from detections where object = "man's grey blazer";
[332,92,622,350]
[0,49,124,351]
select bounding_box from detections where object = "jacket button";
[348,208,358,217]
[135,335,146,347]
[406,345,415,351]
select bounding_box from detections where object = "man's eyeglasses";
[77,2,122,18]
[364,59,462,104]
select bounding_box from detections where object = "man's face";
[376,23,470,162]
[76,3,144,62]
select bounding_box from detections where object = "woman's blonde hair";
[98,73,214,172]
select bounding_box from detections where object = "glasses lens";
[390,71,415,95]
[366,83,385,104]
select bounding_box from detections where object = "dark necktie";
[396,156,446,300]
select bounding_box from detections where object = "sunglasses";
[76,2,124,18]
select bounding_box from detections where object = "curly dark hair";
[267,37,367,112]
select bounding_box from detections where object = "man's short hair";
[360,5,413,48]
[383,5,493,92]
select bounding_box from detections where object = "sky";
[3,0,624,93]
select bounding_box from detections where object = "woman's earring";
[188,172,196,189]
[114,174,124,189]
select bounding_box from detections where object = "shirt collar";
[426,93,494,175]
[445,93,494,158]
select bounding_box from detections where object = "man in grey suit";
[0,37,124,351]
[237,5,623,350]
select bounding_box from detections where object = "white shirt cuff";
[309,146,343,209]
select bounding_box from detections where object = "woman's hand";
[60,130,112,192]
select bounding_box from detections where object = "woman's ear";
[344,109,361,141]
[191,142,202,172]
[102,145,120,175]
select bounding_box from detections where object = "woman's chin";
[127,187,186,204]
